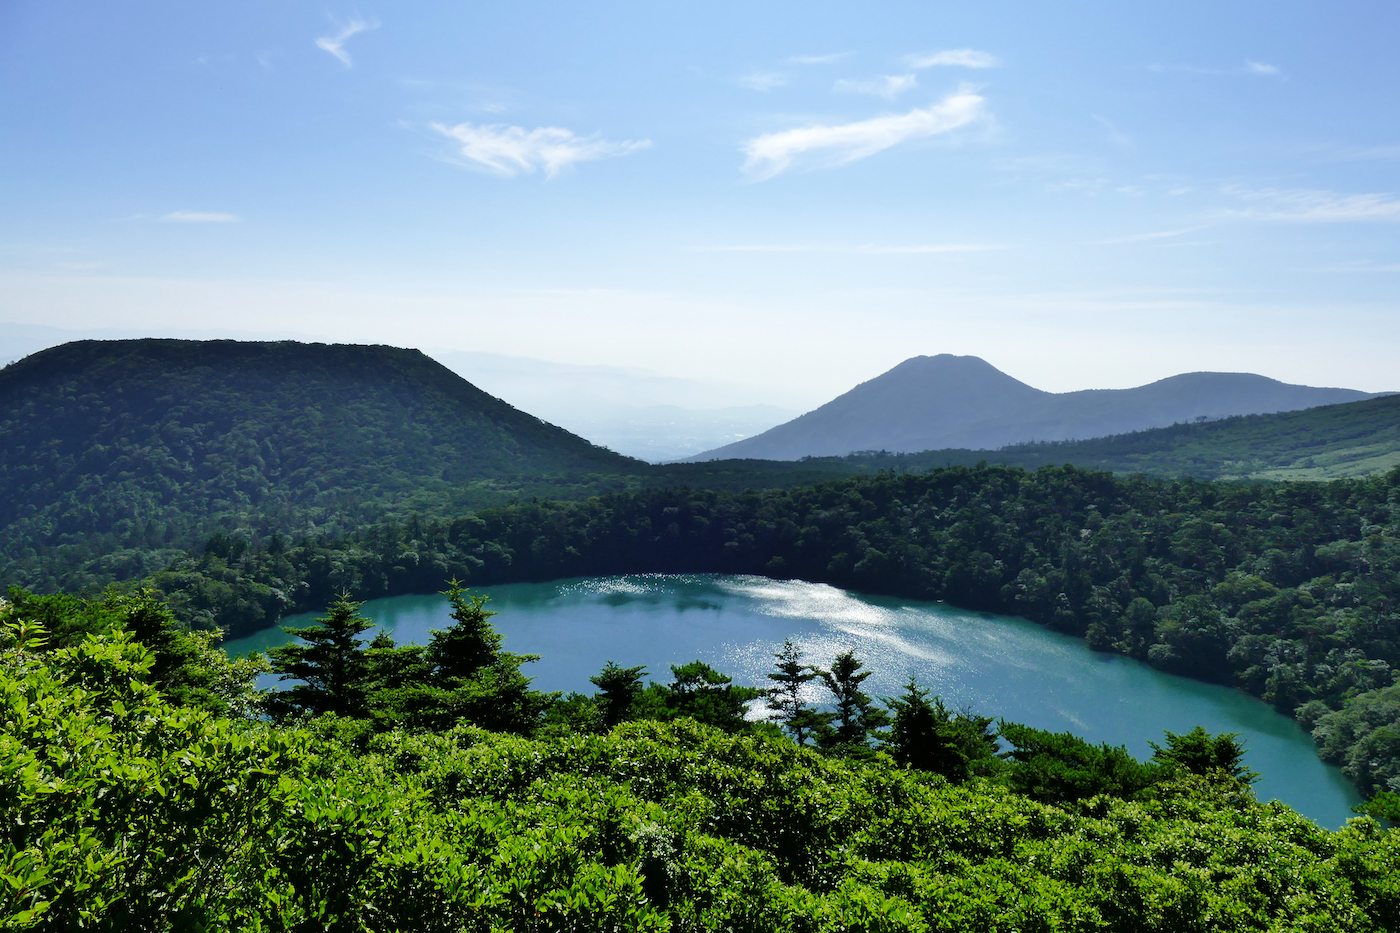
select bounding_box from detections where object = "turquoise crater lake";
[224,573,1363,828]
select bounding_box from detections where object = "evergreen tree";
[816,650,888,755]
[666,660,763,732]
[883,679,969,778]
[375,583,551,733]
[267,594,373,719]
[1149,725,1259,784]
[999,721,1168,804]
[427,582,507,681]
[764,639,830,746]
[591,661,649,729]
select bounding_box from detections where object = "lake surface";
[224,573,1363,828]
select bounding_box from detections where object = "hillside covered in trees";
[5,586,1398,929]
[3,339,1398,596]
[0,339,646,588]
[135,464,1400,803]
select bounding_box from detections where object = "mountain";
[688,355,1386,461]
[774,392,1400,482]
[0,339,639,589]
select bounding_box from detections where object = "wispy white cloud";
[909,49,999,69]
[740,88,986,180]
[431,122,651,178]
[698,243,1005,254]
[1222,186,1400,222]
[159,211,240,223]
[1149,60,1283,77]
[834,74,917,99]
[316,18,377,68]
[739,72,786,91]
[787,52,852,65]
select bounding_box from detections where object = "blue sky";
[2,1,1398,405]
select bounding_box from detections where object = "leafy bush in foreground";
[3,619,1399,931]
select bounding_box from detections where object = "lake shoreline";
[225,572,1364,827]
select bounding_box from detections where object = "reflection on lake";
[223,573,1363,827]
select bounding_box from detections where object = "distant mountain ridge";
[689,355,1387,461]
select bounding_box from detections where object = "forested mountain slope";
[691,354,1385,460]
[794,392,1400,482]
[0,339,639,588]
[5,339,1396,595]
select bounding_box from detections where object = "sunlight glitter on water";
[224,572,1366,827]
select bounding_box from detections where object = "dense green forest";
[0,339,647,590]
[130,464,1400,803]
[5,587,1397,930]
[950,394,1400,482]
[4,339,1398,597]
[779,392,1400,482]
[6,338,1400,884]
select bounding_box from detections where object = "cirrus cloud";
[316,18,377,68]
[909,49,1000,69]
[432,121,651,178]
[740,88,986,180]
[834,74,917,99]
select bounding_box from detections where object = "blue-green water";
[224,573,1364,827]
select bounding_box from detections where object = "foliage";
[0,622,293,928]
[654,661,764,733]
[6,621,1400,930]
[1,585,265,716]
[130,462,1400,793]
[997,721,1170,806]
[763,639,831,746]
[815,649,889,756]
[883,681,1000,781]
[266,594,376,719]
[590,661,649,730]
[1150,725,1260,784]
[265,586,554,734]
[1353,791,1400,824]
